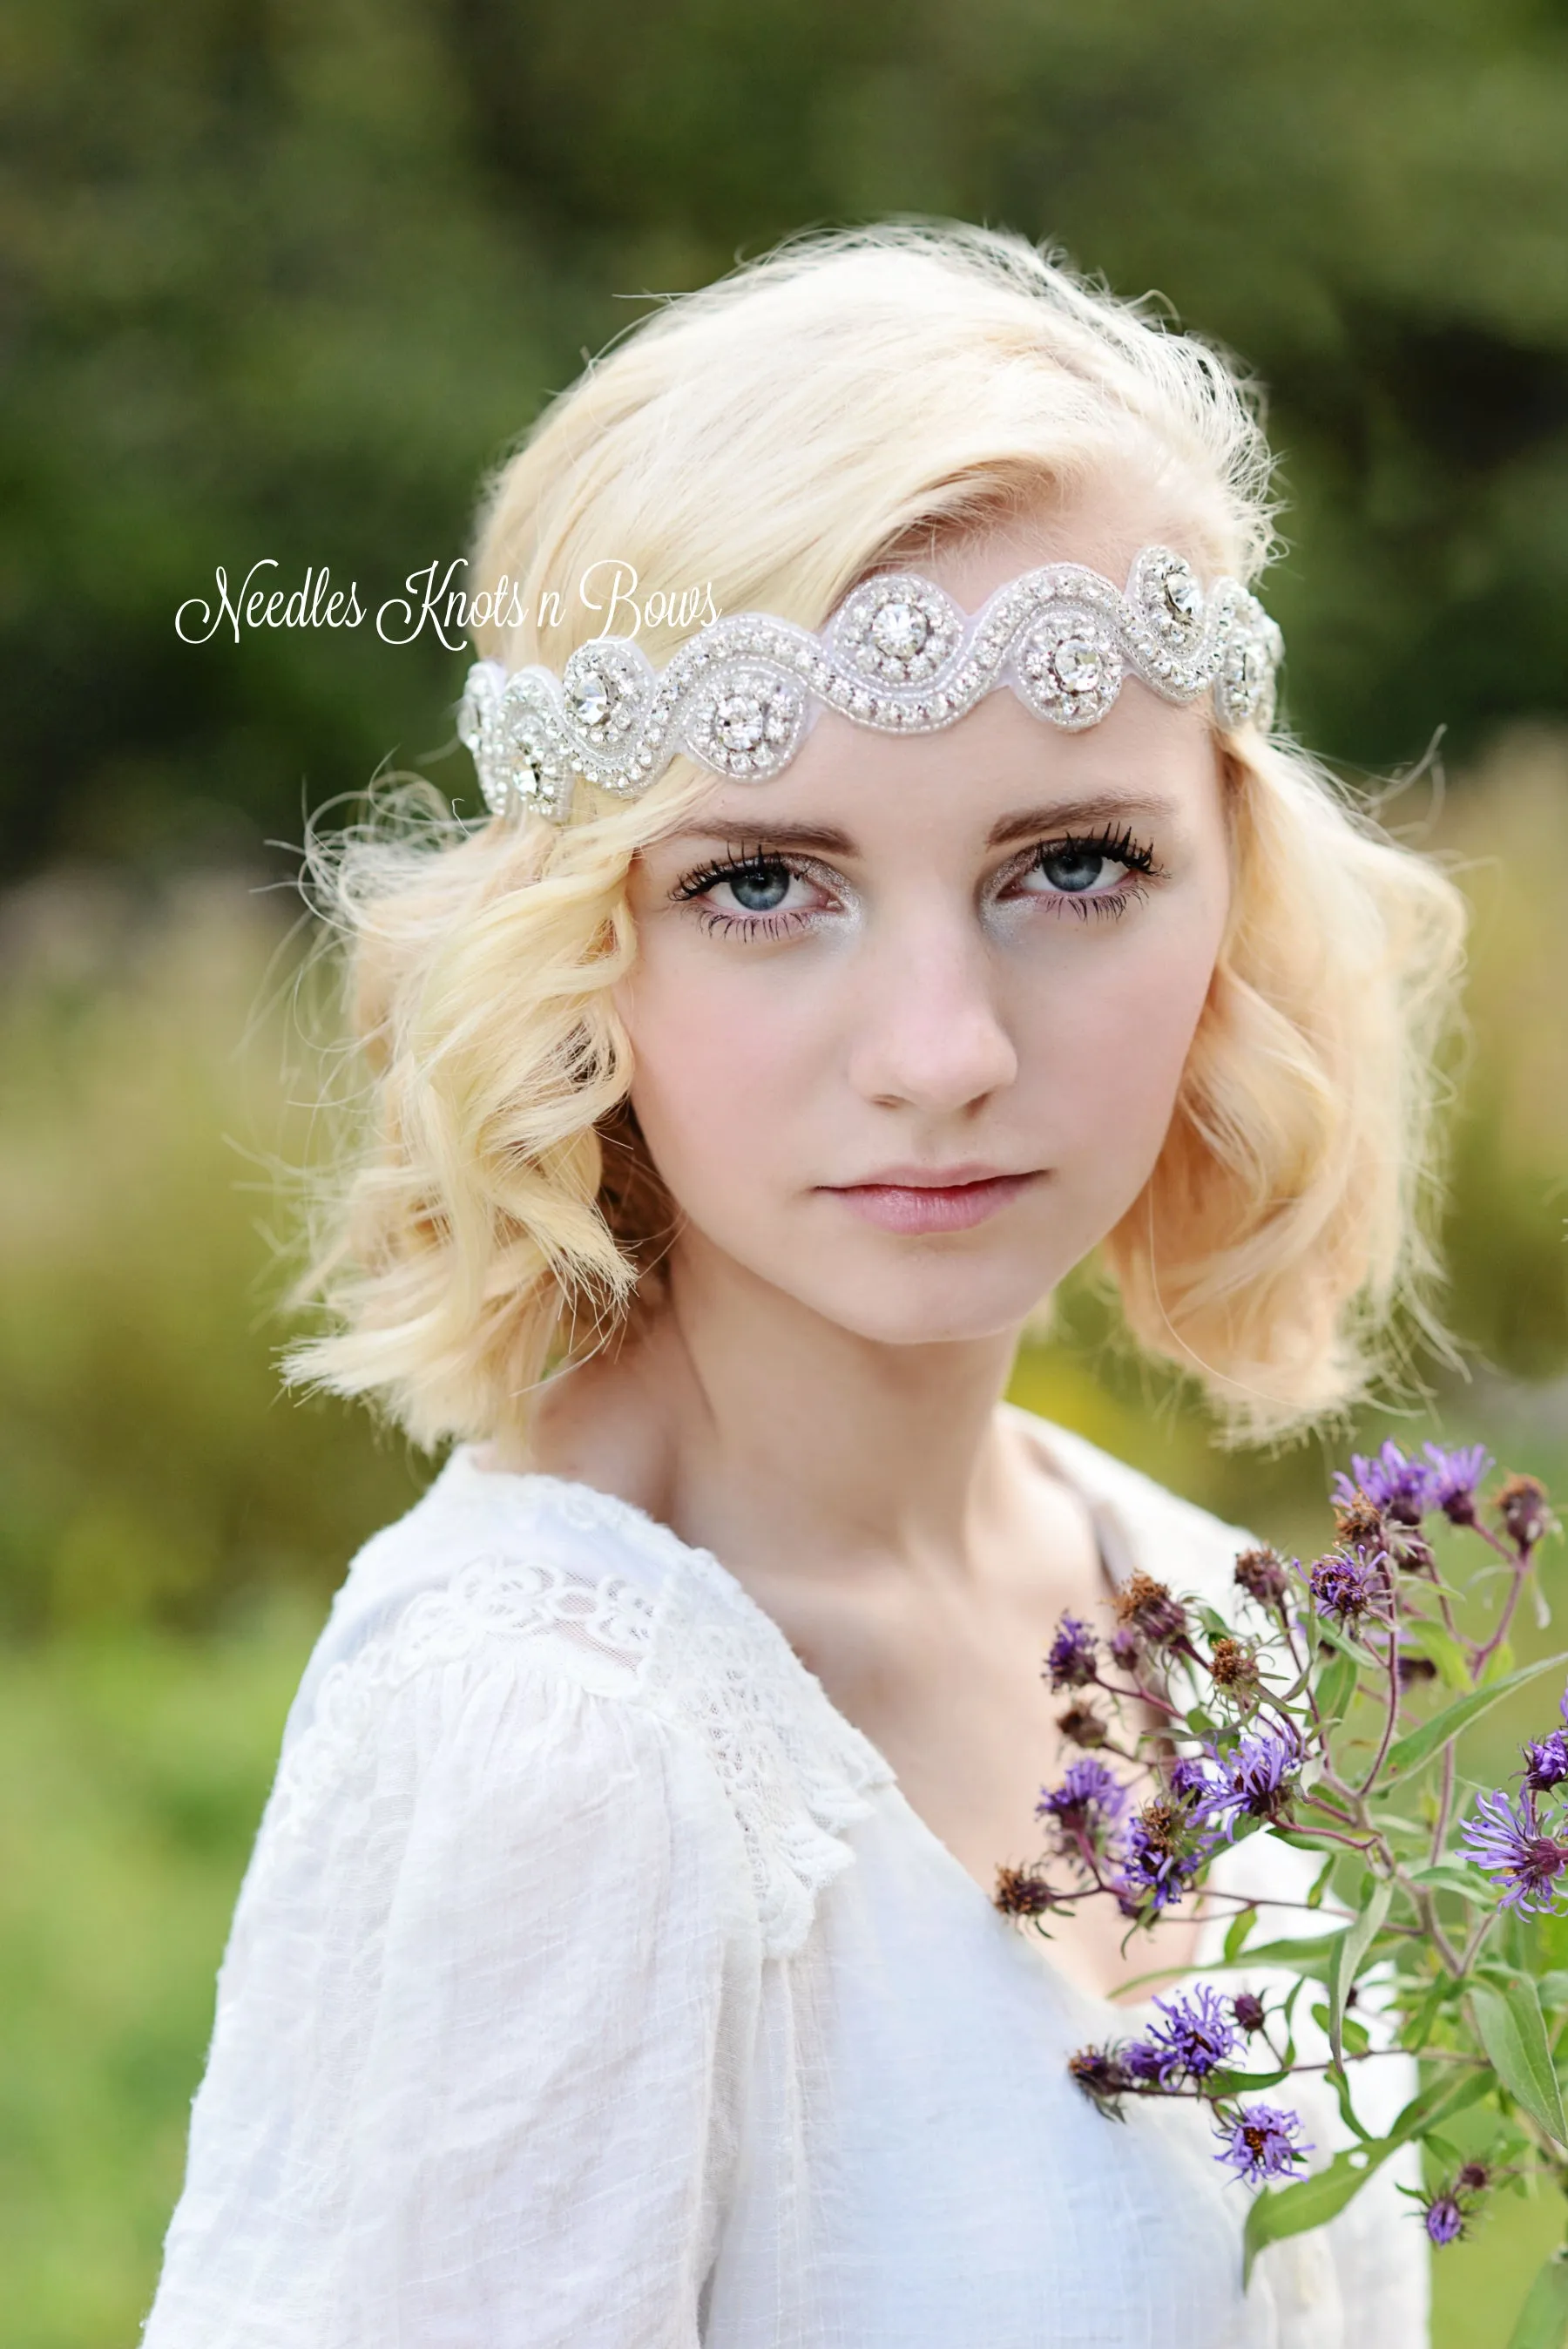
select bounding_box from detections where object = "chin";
[792,1265,1055,1349]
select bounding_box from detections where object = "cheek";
[1023,908,1225,1168]
[617,951,821,1208]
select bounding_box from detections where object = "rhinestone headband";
[457,545,1282,825]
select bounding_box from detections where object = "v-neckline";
[446,1405,1152,2020]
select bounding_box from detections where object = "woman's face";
[615,502,1234,1346]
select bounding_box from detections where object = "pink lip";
[823,1168,1043,1235]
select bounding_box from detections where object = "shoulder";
[269,1451,892,1959]
[1002,1401,1256,1610]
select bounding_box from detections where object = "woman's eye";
[1006,830,1157,910]
[672,851,838,934]
[726,860,791,912]
[1037,844,1112,895]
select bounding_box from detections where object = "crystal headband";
[456,545,1282,825]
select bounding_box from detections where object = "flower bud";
[1497,1473,1551,1550]
[1114,1571,1188,1646]
[993,1865,1058,1918]
[1233,1546,1290,1607]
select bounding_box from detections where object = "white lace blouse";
[141,1408,1429,2347]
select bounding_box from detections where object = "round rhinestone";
[713,693,764,752]
[869,600,929,662]
[1051,636,1103,694]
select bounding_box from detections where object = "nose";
[845,901,1019,1114]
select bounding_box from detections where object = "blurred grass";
[0,737,1566,2345]
[0,1603,321,2349]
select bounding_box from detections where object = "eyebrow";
[655,789,1182,859]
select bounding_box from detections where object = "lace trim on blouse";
[260,1468,896,1959]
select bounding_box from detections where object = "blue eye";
[727,860,791,911]
[1038,845,1109,894]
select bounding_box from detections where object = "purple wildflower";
[1121,2036,1169,2085]
[1522,1730,1568,1793]
[1232,1990,1267,2035]
[1045,1614,1099,1691]
[1198,1722,1304,1838]
[1423,2194,1465,2246]
[1138,1985,1240,2083]
[1308,1546,1391,1627]
[1115,1797,1216,1914]
[1036,1757,1130,1856]
[1214,2102,1312,2185]
[1168,1756,1210,1800]
[1332,1440,1432,1525]
[1423,1442,1492,1527]
[1459,1789,1568,1914]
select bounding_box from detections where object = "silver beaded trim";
[456,545,1282,823]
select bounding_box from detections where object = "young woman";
[142,226,1464,2346]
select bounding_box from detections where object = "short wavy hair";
[285,224,1465,1446]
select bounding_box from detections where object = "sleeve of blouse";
[139,1631,764,2349]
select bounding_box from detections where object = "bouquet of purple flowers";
[997,1439,1568,2346]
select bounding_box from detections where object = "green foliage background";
[3,0,1568,2341]
[5,0,1568,874]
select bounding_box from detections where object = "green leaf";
[1243,2149,1373,2278]
[1402,1973,1458,2055]
[1384,1649,1568,1781]
[1314,1617,1373,1666]
[1223,1906,1257,1964]
[1403,1619,1472,1693]
[1388,2064,1494,2146]
[1407,1860,1491,1905]
[1315,1648,1359,1726]
[1505,2253,1568,2349]
[1205,2062,1293,2097]
[1328,1879,1392,2078]
[1483,1640,1518,1687]
[1208,1930,1348,1980]
[1472,1980,1568,2147]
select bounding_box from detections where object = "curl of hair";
[283,223,1465,1449]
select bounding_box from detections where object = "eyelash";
[1024,823,1160,924]
[671,828,1162,941]
[670,845,825,940]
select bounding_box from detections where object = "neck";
[578,1229,1026,1589]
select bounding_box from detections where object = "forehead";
[651,493,1222,854]
[663,661,1218,858]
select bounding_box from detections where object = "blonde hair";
[286,224,1465,1446]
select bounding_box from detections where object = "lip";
[821,1167,1044,1235]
